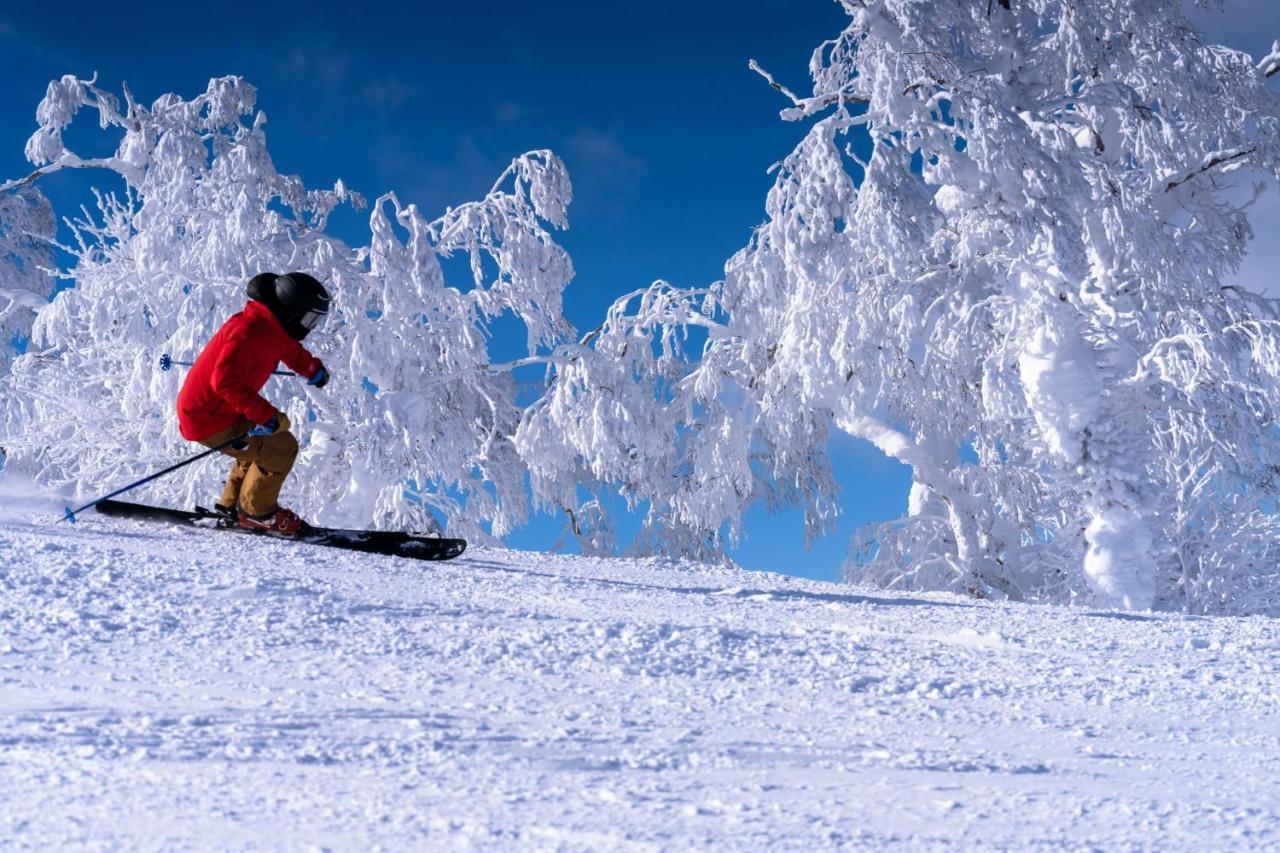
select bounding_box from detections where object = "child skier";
[176,272,332,536]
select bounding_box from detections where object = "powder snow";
[0,491,1276,849]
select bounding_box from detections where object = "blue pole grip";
[159,352,295,378]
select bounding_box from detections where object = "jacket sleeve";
[210,329,277,425]
[280,338,323,381]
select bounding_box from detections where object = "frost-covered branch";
[1162,146,1256,192]
[1260,40,1280,78]
[0,154,125,194]
[749,59,869,120]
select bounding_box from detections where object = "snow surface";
[1,492,1278,850]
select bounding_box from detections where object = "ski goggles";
[299,308,327,331]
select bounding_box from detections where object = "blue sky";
[2,1,1277,578]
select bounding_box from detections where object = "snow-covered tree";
[521,1,1280,614]
[0,75,574,540]
[0,186,55,374]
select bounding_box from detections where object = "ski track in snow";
[0,501,1278,851]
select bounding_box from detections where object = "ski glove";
[249,412,291,437]
[308,363,329,389]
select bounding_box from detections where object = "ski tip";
[63,506,77,524]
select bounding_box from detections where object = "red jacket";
[177,300,322,441]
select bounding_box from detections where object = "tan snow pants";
[199,417,299,516]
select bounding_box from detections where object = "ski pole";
[160,353,296,378]
[62,432,250,524]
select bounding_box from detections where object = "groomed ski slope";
[1,492,1278,850]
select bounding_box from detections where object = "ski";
[93,498,467,562]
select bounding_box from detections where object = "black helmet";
[246,271,331,340]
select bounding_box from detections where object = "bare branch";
[1162,146,1255,192]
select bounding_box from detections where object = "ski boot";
[236,505,304,537]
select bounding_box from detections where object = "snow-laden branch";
[1162,146,1256,192]
[0,153,128,194]
[749,59,869,121]
[1260,40,1280,78]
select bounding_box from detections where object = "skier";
[176,272,332,536]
